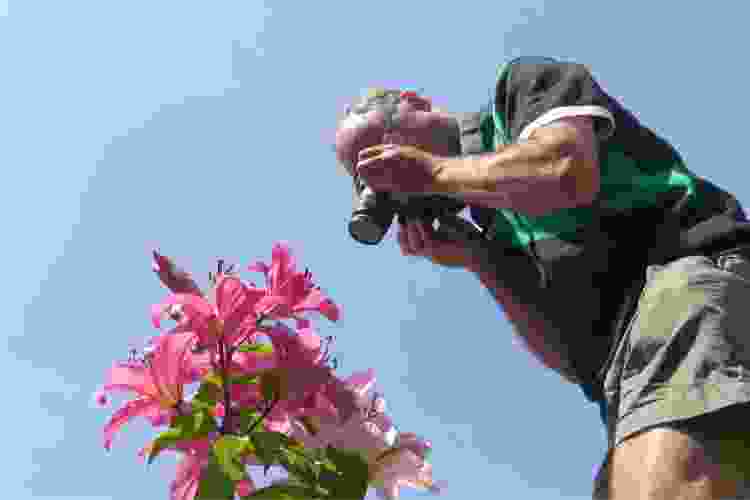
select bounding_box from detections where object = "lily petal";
[345,368,376,398]
[269,242,296,293]
[103,363,150,395]
[214,276,263,339]
[170,453,204,500]
[149,331,194,405]
[293,287,340,321]
[103,398,159,450]
[152,294,214,330]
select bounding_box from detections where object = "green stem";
[219,338,232,434]
[227,313,269,357]
[246,398,278,435]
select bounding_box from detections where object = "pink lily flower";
[265,321,325,366]
[137,437,216,500]
[151,275,266,348]
[168,439,212,500]
[170,453,205,500]
[392,432,432,461]
[288,369,395,456]
[369,432,441,499]
[322,368,388,426]
[101,331,195,450]
[371,450,442,500]
[286,369,441,500]
[260,323,341,432]
[247,242,340,323]
[223,322,338,435]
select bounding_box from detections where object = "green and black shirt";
[460,56,750,400]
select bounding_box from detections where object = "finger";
[361,146,402,164]
[414,220,432,252]
[407,221,424,254]
[355,156,382,172]
[358,144,395,161]
[358,145,383,161]
[397,221,411,256]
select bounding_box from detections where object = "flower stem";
[221,313,270,433]
[246,398,278,435]
[227,313,269,357]
[219,338,232,434]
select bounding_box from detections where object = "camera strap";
[454,111,496,236]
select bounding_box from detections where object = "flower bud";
[212,402,226,418]
[93,390,108,407]
[236,479,254,497]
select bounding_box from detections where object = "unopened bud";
[236,479,254,497]
[93,390,108,407]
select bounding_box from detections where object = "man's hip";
[593,248,750,498]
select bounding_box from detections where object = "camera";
[342,88,484,245]
[348,174,480,245]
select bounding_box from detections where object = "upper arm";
[496,57,616,142]
[494,58,614,203]
[529,116,600,203]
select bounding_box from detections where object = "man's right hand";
[397,216,487,271]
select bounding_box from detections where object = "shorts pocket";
[715,252,750,280]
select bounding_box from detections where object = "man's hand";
[397,216,487,271]
[355,144,442,194]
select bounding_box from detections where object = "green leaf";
[213,435,250,481]
[238,408,261,433]
[250,431,290,466]
[171,409,217,439]
[232,374,260,386]
[146,409,218,464]
[192,380,221,410]
[196,453,236,500]
[201,372,259,392]
[309,446,338,473]
[278,446,318,486]
[238,343,274,354]
[322,446,370,500]
[146,427,184,465]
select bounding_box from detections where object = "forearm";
[433,126,598,215]
[470,264,580,383]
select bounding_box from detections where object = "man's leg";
[609,404,750,500]
[598,251,750,499]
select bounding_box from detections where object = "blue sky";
[6,1,750,499]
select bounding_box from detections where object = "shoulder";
[496,56,594,94]
[492,57,615,142]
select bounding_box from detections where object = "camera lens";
[349,214,388,245]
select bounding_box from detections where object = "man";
[334,56,750,499]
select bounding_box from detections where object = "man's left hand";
[355,144,443,194]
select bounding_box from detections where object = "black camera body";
[348,176,469,245]
[343,88,485,245]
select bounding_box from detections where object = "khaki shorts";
[592,250,750,499]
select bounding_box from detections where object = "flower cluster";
[95,242,441,500]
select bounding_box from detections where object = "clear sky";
[6,1,750,499]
